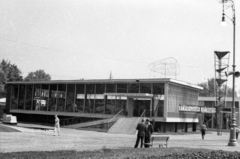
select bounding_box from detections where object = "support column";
[127,97,134,117]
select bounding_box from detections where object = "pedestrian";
[144,119,153,148]
[54,115,60,136]
[200,123,207,139]
[134,119,146,148]
[236,127,239,140]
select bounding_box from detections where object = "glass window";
[48,84,57,111]
[117,84,127,93]
[33,85,41,111]
[76,84,85,113]
[85,84,95,113]
[106,84,116,93]
[134,99,151,117]
[57,84,66,112]
[128,83,139,93]
[106,95,115,114]
[156,100,164,117]
[140,83,152,94]
[66,84,76,112]
[95,84,105,114]
[116,96,127,115]
[236,102,239,108]
[25,85,33,110]
[6,85,12,110]
[153,83,164,95]
[40,84,49,111]
[18,85,25,110]
[11,85,18,109]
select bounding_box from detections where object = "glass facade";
[41,84,49,111]
[76,84,84,113]
[7,81,166,117]
[11,85,18,109]
[95,84,105,114]
[18,85,25,109]
[25,85,33,110]
[66,84,75,112]
[57,84,66,112]
[85,84,95,113]
[49,84,57,111]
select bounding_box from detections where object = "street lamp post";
[221,0,238,146]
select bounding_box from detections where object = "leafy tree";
[0,59,23,98]
[198,78,237,97]
[0,59,23,82]
[24,69,51,81]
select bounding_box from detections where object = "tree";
[24,69,51,81]
[0,59,23,98]
[0,59,23,83]
[197,78,237,97]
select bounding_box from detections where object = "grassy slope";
[0,148,213,159]
[0,124,20,132]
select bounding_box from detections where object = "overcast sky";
[0,0,239,92]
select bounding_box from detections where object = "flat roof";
[6,78,202,90]
[198,97,240,101]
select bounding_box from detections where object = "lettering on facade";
[179,105,216,113]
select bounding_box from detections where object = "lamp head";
[221,13,227,26]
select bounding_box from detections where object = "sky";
[0,0,239,93]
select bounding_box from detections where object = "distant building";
[5,78,204,132]
[198,97,240,130]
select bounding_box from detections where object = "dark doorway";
[133,99,150,117]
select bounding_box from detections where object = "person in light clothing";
[54,115,60,136]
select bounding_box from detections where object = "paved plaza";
[0,124,240,153]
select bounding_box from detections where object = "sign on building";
[179,105,216,113]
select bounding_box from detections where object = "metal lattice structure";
[214,51,230,135]
[148,57,180,79]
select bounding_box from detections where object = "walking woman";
[200,123,207,139]
[54,115,60,136]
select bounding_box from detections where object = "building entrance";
[133,99,151,117]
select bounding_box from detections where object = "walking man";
[236,127,239,140]
[54,115,60,136]
[200,123,207,139]
[134,119,146,148]
[144,119,153,148]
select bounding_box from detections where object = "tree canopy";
[24,69,51,81]
[0,59,23,83]
[198,78,237,97]
[0,59,23,98]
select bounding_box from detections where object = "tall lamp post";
[221,0,238,146]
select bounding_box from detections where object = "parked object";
[2,114,17,125]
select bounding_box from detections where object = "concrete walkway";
[0,123,240,153]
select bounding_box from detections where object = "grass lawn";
[0,148,240,159]
[0,124,20,132]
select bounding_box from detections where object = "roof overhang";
[103,93,153,98]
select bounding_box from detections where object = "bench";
[144,136,170,148]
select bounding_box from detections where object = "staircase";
[107,117,141,135]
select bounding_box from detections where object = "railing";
[140,109,146,120]
[60,116,101,127]
[107,109,123,131]
[126,109,146,135]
